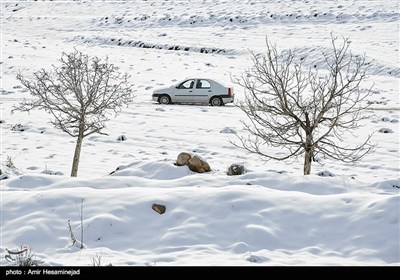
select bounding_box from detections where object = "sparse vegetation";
[6,156,15,169]
[68,199,85,249]
[91,254,102,266]
[67,220,77,247]
[91,254,112,266]
[5,246,38,266]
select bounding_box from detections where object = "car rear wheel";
[210,97,222,106]
[159,95,171,105]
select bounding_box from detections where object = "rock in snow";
[152,203,166,214]
[187,155,211,173]
[176,152,211,173]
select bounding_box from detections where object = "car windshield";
[175,80,186,87]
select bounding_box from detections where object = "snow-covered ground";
[1,0,399,266]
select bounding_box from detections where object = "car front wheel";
[159,95,171,105]
[210,97,222,106]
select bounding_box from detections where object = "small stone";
[317,170,335,177]
[117,135,127,141]
[378,128,393,133]
[227,164,245,176]
[220,127,236,134]
[152,203,166,215]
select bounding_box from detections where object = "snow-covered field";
[1,0,399,266]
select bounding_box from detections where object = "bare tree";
[14,50,134,177]
[234,35,375,175]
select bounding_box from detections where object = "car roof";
[182,78,219,83]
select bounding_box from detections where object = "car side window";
[178,80,195,89]
[196,79,211,89]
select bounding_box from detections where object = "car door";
[192,79,212,104]
[174,79,195,103]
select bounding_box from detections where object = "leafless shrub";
[6,156,15,169]
[68,198,85,249]
[5,246,38,266]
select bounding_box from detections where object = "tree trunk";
[71,122,85,177]
[303,133,313,175]
[303,148,313,175]
[71,135,83,177]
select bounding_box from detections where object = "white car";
[152,78,234,106]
